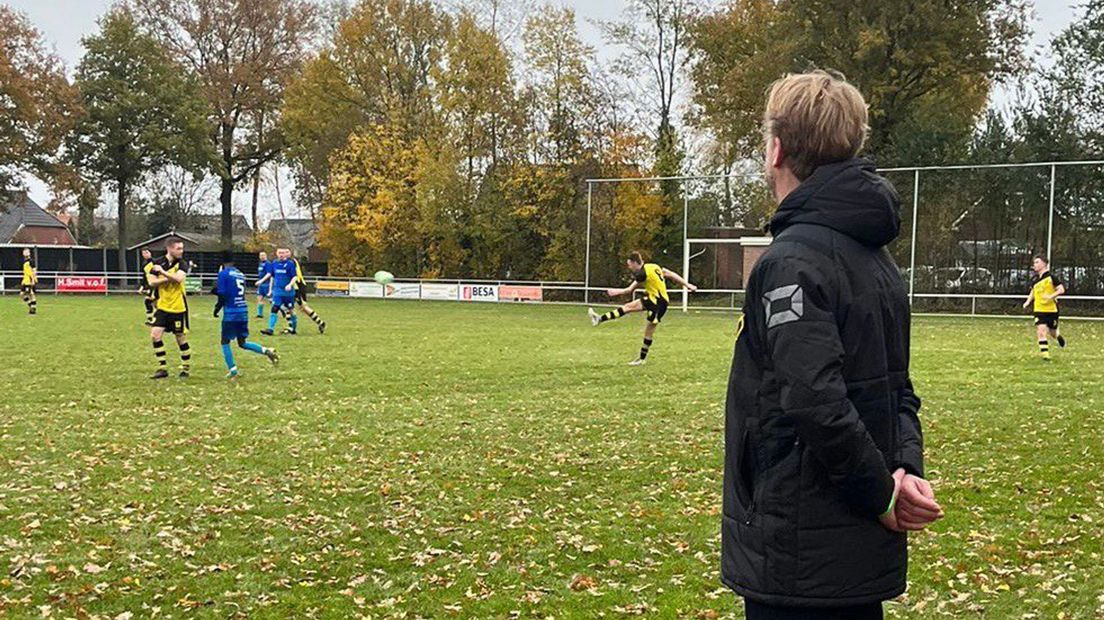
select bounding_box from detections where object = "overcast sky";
[4,0,1084,220]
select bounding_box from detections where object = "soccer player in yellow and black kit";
[1023,255,1066,361]
[20,248,37,314]
[588,251,697,365]
[292,253,326,334]
[138,247,157,325]
[146,238,193,379]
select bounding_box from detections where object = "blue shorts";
[257,283,271,297]
[221,319,249,343]
[273,295,295,311]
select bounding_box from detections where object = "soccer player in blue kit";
[261,247,299,336]
[214,252,279,379]
[255,250,273,318]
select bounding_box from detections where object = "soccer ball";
[374,270,395,285]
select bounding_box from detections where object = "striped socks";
[180,341,191,373]
[1039,339,1050,359]
[640,337,653,360]
[600,308,626,323]
[153,339,167,368]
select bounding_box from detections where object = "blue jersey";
[271,259,297,297]
[216,267,250,322]
[257,260,273,294]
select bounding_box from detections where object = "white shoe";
[628,358,646,366]
[588,308,601,326]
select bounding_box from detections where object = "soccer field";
[0,296,1101,618]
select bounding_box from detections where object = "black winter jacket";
[722,159,924,607]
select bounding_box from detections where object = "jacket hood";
[769,159,901,248]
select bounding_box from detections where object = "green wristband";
[880,493,897,517]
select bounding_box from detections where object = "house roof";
[192,213,254,237]
[0,190,71,244]
[127,231,203,251]
[267,218,318,253]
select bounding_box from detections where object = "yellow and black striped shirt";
[1031,271,1062,314]
[154,257,189,313]
[633,263,669,303]
[21,258,36,286]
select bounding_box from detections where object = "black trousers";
[745,600,883,620]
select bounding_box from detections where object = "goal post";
[682,235,772,312]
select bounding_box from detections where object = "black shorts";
[20,284,35,296]
[1034,312,1059,329]
[295,286,307,305]
[152,309,190,334]
[642,296,669,324]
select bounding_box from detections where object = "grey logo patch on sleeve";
[762,284,804,328]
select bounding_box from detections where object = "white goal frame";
[682,237,750,312]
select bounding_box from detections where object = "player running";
[292,252,326,334]
[255,251,273,318]
[262,248,299,336]
[1023,255,1066,361]
[19,248,37,315]
[214,252,279,379]
[139,247,157,325]
[587,251,697,365]
[146,238,193,379]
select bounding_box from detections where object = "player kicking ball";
[1022,255,1066,361]
[214,253,279,379]
[587,251,697,365]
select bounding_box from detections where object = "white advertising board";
[460,283,499,302]
[421,283,459,301]
[384,282,421,299]
[349,281,383,298]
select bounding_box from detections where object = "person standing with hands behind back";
[722,70,944,620]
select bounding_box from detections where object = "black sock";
[600,308,626,323]
[640,337,653,360]
[144,298,154,319]
[153,339,167,368]
[180,341,191,371]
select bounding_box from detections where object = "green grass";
[0,296,1101,618]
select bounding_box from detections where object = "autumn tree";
[0,6,80,190]
[1048,0,1104,151]
[282,0,446,214]
[522,7,596,165]
[601,0,698,262]
[320,123,421,276]
[68,9,210,266]
[435,12,517,185]
[132,0,317,247]
[690,0,1028,166]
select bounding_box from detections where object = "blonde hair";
[764,70,869,181]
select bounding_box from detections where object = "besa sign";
[461,284,498,302]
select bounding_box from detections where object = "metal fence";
[7,160,1104,317]
[0,246,326,295]
[585,160,1104,317]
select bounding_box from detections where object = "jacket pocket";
[735,428,756,512]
